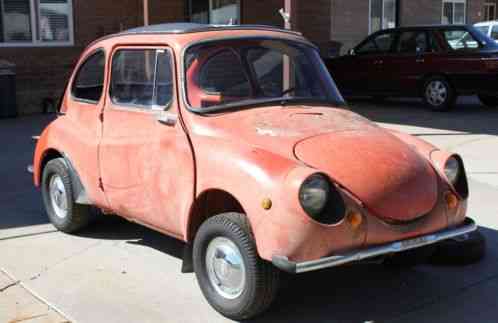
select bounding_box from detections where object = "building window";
[484,2,496,21]
[442,0,466,24]
[370,0,397,34]
[0,0,73,47]
[188,0,240,25]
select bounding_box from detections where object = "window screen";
[110,49,173,109]
[72,51,105,103]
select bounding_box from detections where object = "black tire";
[478,94,498,108]
[430,230,486,266]
[422,76,456,111]
[193,213,279,320]
[384,244,436,268]
[41,158,94,233]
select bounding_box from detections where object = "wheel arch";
[38,149,92,205]
[186,189,246,242]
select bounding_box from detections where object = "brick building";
[0,0,495,115]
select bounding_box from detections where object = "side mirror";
[347,48,355,56]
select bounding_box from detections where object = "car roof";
[118,22,300,36]
[474,20,498,26]
[378,24,470,32]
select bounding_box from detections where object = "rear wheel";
[193,213,279,320]
[478,94,498,107]
[422,76,456,111]
[41,158,94,233]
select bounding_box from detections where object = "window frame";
[70,48,106,105]
[442,0,467,25]
[0,0,74,47]
[369,0,398,34]
[484,2,496,21]
[188,0,241,24]
[109,46,175,112]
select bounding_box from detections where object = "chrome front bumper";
[272,218,477,273]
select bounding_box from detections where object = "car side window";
[356,33,394,54]
[199,49,251,97]
[492,25,498,40]
[110,49,173,109]
[397,31,428,54]
[442,30,481,50]
[71,51,105,103]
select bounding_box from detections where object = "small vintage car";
[32,23,484,320]
[325,24,498,111]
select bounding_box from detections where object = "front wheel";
[478,94,498,107]
[193,213,279,320]
[422,77,456,111]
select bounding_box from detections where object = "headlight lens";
[444,157,460,185]
[299,174,330,217]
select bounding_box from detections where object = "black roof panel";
[120,23,300,36]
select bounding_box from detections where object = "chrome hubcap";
[49,175,68,219]
[206,237,246,299]
[426,80,448,106]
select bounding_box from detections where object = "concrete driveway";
[1,97,497,323]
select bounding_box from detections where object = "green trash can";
[0,60,17,118]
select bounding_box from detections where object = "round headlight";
[444,157,460,185]
[299,174,331,218]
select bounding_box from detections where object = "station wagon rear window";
[184,39,344,111]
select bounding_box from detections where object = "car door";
[383,30,433,95]
[99,46,195,238]
[342,31,395,95]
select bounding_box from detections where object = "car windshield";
[475,25,489,35]
[184,38,345,112]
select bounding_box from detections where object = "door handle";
[373,60,383,65]
[156,112,178,126]
[416,58,425,63]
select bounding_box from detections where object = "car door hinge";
[98,178,104,191]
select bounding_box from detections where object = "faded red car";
[32,23,484,320]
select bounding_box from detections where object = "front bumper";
[272,218,477,273]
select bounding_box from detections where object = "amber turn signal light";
[445,192,459,209]
[347,210,363,229]
[262,198,272,210]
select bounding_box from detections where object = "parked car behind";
[32,23,484,320]
[474,20,498,43]
[325,25,498,111]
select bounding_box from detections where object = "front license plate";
[401,236,429,249]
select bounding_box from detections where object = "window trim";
[0,0,74,47]
[70,48,106,105]
[109,46,175,112]
[441,0,467,25]
[484,2,496,21]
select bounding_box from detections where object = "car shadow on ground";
[77,217,498,323]
[348,96,498,137]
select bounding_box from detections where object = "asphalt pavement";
[1,96,497,323]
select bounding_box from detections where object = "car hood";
[294,129,438,222]
[191,106,438,221]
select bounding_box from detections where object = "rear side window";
[397,31,428,53]
[110,49,173,109]
[72,51,105,103]
[442,29,480,50]
[492,25,498,40]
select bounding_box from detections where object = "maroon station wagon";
[325,25,498,111]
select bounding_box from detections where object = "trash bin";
[0,60,17,118]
